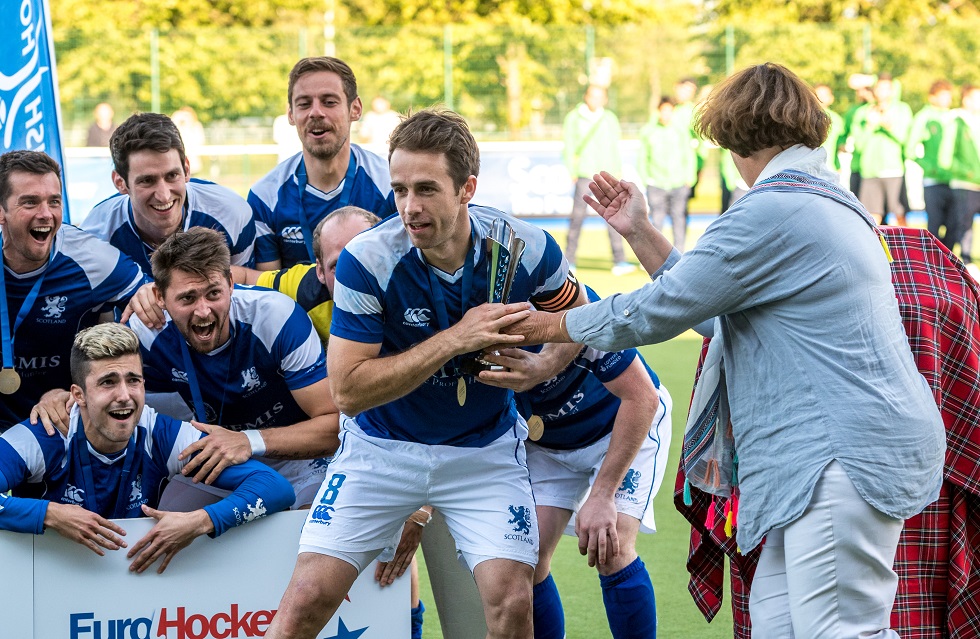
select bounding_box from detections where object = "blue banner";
[0,0,69,221]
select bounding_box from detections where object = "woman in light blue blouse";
[515,63,945,638]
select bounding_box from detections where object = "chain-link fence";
[56,19,980,144]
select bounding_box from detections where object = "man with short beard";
[0,151,145,431]
[130,228,337,508]
[248,57,396,270]
[0,323,294,574]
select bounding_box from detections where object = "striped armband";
[532,272,581,312]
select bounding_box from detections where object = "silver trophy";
[487,218,526,304]
[461,218,526,374]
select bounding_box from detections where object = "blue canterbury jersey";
[0,226,146,429]
[247,147,397,267]
[332,205,578,447]
[129,286,326,432]
[518,346,660,450]
[82,179,257,273]
[517,288,661,449]
[0,405,293,536]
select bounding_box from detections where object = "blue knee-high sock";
[599,556,657,639]
[533,573,566,639]
[411,600,425,639]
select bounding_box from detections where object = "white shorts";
[298,416,539,573]
[526,384,672,534]
[261,457,329,509]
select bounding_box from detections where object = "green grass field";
[415,229,735,638]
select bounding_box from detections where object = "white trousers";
[749,461,905,639]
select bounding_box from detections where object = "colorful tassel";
[880,235,894,262]
[705,499,716,529]
[723,499,734,538]
[683,478,692,506]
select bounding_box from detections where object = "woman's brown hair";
[695,62,830,158]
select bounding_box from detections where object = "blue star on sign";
[324,618,368,639]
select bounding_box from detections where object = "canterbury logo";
[403,308,431,325]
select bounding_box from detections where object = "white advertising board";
[0,510,408,638]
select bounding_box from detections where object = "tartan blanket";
[673,226,980,638]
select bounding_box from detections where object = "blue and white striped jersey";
[129,286,326,432]
[0,225,146,429]
[331,205,578,447]
[247,147,396,268]
[517,288,661,449]
[82,179,257,273]
[0,404,294,535]
[518,346,660,450]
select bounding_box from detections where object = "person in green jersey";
[908,80,955,246]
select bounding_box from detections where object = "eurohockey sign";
[0,511,407,638]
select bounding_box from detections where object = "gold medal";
[0,367,21,395]
[456,376,467,406]
[527,415,544,441]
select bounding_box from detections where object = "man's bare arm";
[179,378,339,484]
[478,285,589,391]
[329,302,532,416]
[255,260,282,272]
[576,357,659,567]
[231,265,264,285]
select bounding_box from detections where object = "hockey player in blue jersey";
[0,323,293,573]
[515,290,672,639]
[84,112,256,273]
[248,57,396,270]
[82,113,256,330]
[136,228,336,508]
[0,151,145,430]
[265,108,587,639]
[32,229,338,509]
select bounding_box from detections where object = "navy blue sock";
[411,600,425,639]
[532,573,565,639]
[599,556,657,639]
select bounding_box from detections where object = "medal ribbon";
[423,227,478,382]
[0,233,55,370]
[178,338,209,422]
[295,149,358,263]
[74,423,140,519]
[178,334,234,425]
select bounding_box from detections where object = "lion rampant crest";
[619,469,641,495]
[241,366,261,392]
[43,295,67,318]
[508,505,532,535]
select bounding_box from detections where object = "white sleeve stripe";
[535,268,570,299]
[281,328,323,373]
[105,270,146,303]
[2,426,46,483]
[236,291,292,351]
[231,245,255,266]
[167,422,203,476]
[255,220,273,239]
[334,281,382,315]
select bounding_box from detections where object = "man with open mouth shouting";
[0,322,293,574]
[0,150,146,431]
[130,228,338,509]
[32,227,338,509]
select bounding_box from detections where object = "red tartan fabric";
[673,227,980,637]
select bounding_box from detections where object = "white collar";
[755,144,840,186]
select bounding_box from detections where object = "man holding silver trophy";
[266,108,586,639]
